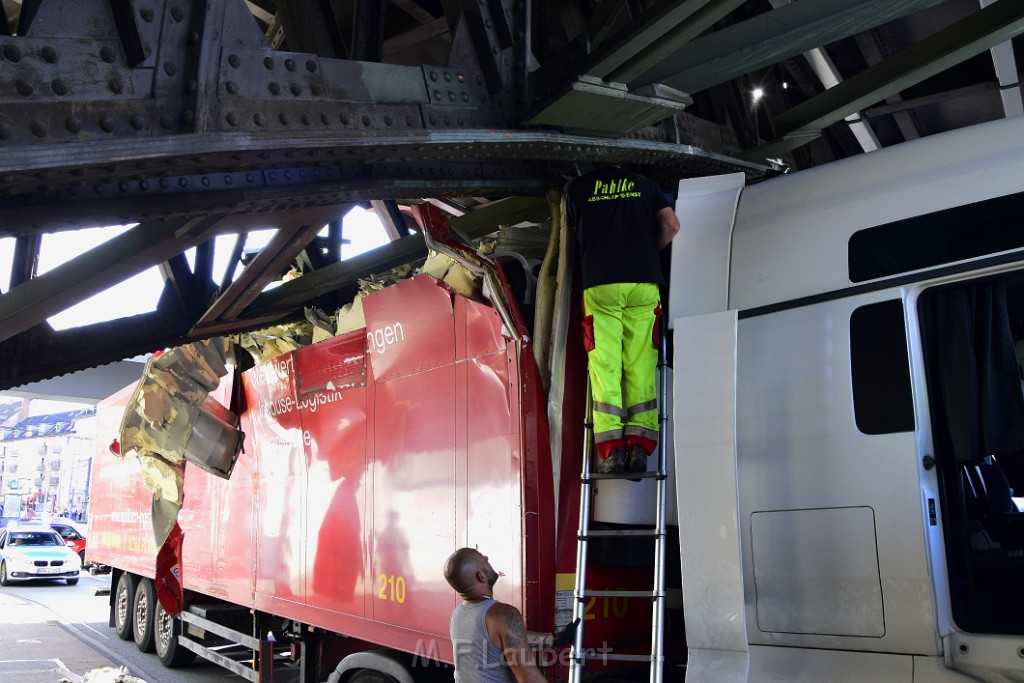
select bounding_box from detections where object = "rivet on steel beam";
[227,54,241,69]
[268,171,277,180]
[15,79,34,96]
[163,62,177,76]
[461,92,469,103]
[130,114,146,130]
[94,184,104,194]
[3,44,22,62]
[279,112,290,125]
[179,177,188,187]
[300,113,311,125]
[171,6,184,21]
[269,82,281,95]
[448,91,455,102]
[285,59,296,72]
[290,83,301,96]
[264,56,275,70]
[100,47,116,63]
[433,89,441,101]
[224,175,232,185]
[225,81,238,95]
[429,71,438,82]
[284,171,292,180]
[100,116,115,133]
[320,113,330,125]
[109,78,125,94]
[119,181,129,192]
[443,116,450,126]
[201,177,210,187]
[428,114,437,125]
[30,121,48,137]
[51,79,69,96]
[159,114,173,129]
[65,116,82,133]
[311,85,322,97]
[140,8,155,22]
[140,180,149,190]
[406,115,414,127]
[245,173,254,182]
[306,60,317,73]
[361,115,371,127]
[226,112,239,126]
[384,115,393,127]
[41,46,59,63]
[159,178,170,188]
[340,113,350,125]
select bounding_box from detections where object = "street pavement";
[0,590,128,683]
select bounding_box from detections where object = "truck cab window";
[918,271,1024,635]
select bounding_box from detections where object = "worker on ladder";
[566,163,680,476]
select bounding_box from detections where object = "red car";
[49,520,87,565]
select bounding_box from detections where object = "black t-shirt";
[566,167,672,289]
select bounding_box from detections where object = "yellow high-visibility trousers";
[582,283,660,459]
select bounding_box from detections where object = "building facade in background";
[0,403,96,522]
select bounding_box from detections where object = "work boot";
[595,447,626,474]
[626,444,648,481]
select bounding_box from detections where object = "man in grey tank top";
[444,548,547,683]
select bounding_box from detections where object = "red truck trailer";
[88,261,659,681]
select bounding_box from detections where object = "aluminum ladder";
[568,328,670,683]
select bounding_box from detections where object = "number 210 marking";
[377,573,406,603]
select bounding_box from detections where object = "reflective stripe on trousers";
[582,282,660,456]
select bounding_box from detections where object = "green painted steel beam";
[744,0,1024,161]
[0,216,223,343]
[584,0,739,80]
[639,0,945,93]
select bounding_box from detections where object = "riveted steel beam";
[643,0,946,94]
[744,0,1024,161]
[0,310,195,391]
[194,222,325,332]
[0,215,223,343]
[370,199,413,240]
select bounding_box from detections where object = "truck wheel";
[133,578,157,652]
[66,578,79,586]
[0,561,9,586]
[113,572,137,640]
[154,598,195,668]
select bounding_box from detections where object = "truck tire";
[133,579,157,652]
[66,578,79,586]
[113,572,137,641]
[0,561,9,586]
[154,598,196,668]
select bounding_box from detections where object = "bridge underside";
[0,0,1021,392]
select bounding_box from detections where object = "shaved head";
[444,547,485,593]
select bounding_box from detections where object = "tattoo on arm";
[504,610,526,649]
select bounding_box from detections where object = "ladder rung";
[580,590,658,598]
[578,653,659,663]
[585,471,663,481]
[583,528,661,538]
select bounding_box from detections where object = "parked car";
[49,519,87,565]
[0,525,81,585]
